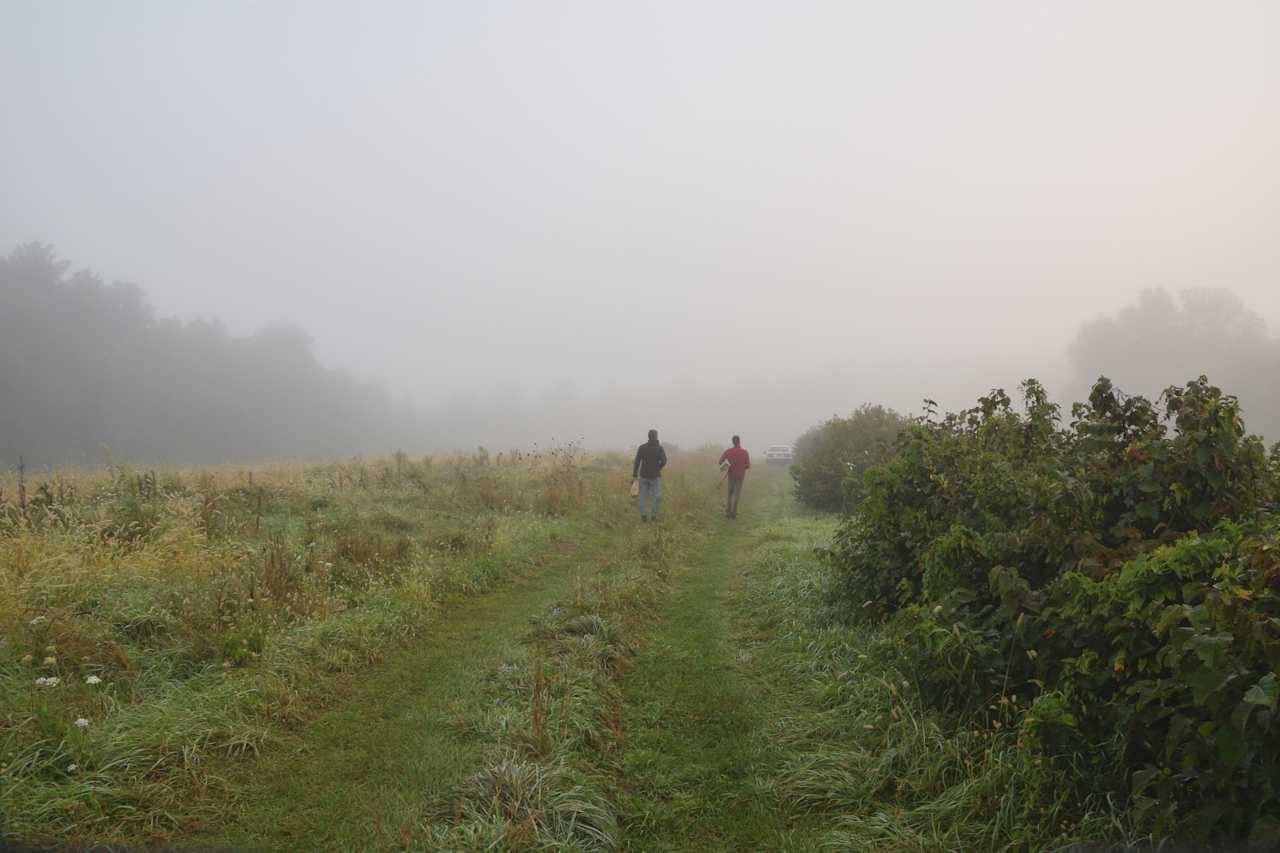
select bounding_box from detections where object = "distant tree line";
[788,287,1279,513]
[1,243,427,467]
[6,241,1277,470]
[1068,287,1280,440]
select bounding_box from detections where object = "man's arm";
[658,446,668,470]
[744,450,750,469]
[718,450,728,465]
[633,447,642,479]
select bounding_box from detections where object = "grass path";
[619,467,808,851]
[189,523,620,852]
[189,467,812,851]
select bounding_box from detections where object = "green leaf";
[1231,700,1257,734]
[1186,665,1234,705]
[1249,815,1280,844]
[1155,604,1190,634]
[1243,673,1279,711]
[1131,767,1161,794]
[1186,632,1233,671]
[1181,800,1226,839]
[1166,714,1193,760]
[1135,500,1162,521]
[1214,724,1245,766]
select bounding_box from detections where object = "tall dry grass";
[0,445,711,843]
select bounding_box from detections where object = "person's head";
[731,435,740,447]
[648,429,658,442]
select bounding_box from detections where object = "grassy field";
[0,447,719,845]
[3,456,1156,850]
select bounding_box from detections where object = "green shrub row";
[826,376,1280,843]
[790,403,909,511]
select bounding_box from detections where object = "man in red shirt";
[718,435,750,519]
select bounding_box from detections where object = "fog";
[3,2,1278,464]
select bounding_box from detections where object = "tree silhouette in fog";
[1069,288,1280,438]
[0,243,425,467]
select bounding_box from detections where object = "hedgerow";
[790,403,908,511]
[826,376,1280,844]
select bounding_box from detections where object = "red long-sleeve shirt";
[719,446,750,480]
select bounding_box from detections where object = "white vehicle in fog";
[764,444,794,464]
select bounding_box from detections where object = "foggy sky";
[3,2,1278,451]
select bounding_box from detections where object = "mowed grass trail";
[181,463,823,851]
[619,466,817,851]
[189,523,618,851]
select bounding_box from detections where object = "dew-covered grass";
[0,447,670,843]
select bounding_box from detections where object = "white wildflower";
[34,676,61,687]
[21,654,33,665]
[74,718,90,729]
[30,616,47,626]
[84,675,102,685]
[66,763,78,772]
[42,656,57,666]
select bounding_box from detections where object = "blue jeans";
[639,477,662,520]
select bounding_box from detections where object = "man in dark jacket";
[632,429,668,522]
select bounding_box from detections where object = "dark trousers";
[726,476,744,517]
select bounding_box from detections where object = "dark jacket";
[633,440,667,479]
